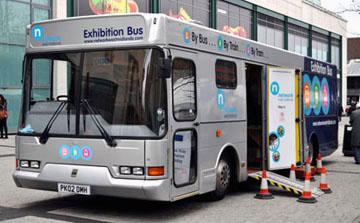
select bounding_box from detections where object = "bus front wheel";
[208,155,231,201]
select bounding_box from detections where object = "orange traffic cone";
[255,170,274,199]
[305,157,311,172]
[319,167,332,194]
[315,154,322,175]
[305,158,315,182]
[297,173,317,203]
[289,164,296,181]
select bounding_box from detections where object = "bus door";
[267,67,298,170]
[169,49,199,200]
[245,63,266,170]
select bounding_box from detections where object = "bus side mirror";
[158,58,171,79]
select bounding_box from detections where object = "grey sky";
[321,0,360,37]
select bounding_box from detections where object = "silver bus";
[13,13,337,201]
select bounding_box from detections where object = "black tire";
[207,155,231,201]
[309,138,318,166]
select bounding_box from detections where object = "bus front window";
[21,49,167,139]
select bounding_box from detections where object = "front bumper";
[13,164,170,201]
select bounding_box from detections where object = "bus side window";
[215,59,237,89]
[172,58,196,121]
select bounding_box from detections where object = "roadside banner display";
[268,67,296,169]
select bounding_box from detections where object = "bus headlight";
[119,166,144,175]
[30,161,40,169]
[20,160,40,169]
[120,166,131,175]
[132,167,144,175]
[20,160,29,168]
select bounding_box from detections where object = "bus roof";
[27,13,336,72]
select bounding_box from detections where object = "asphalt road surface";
[1,117,359,223]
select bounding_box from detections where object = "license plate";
[58,183,91,195]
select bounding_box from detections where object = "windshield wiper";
[82,99,117,147]
[39,101,66,144]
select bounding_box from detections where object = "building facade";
[0,0,51,132]
[348,37,360,62]
[0,0,347,131]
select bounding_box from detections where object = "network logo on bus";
[183,27,191,44]
[217,36,223,50]
[217,89,225,110]
[59,145,93,161]
[321,78,330,115]
[246,44,252,57]
[32,25,43,40]
[270,81,280,95]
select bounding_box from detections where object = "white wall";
[53,0,67,19]
[342,38,347,107]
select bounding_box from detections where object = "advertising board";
[268,67,296,169]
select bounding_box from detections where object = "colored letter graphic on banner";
[303,74,312,115]
[303,74,330,116]
[312,76,321,115]
[321,78,330,115]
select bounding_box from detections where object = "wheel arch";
[215,143,241,183]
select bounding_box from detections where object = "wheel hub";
[216,160,230,192]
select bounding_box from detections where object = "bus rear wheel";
[309,138,319,166]
[208,155,231,201]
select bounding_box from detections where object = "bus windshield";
[20,48,167,139]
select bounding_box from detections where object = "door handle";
[193,122,200,127]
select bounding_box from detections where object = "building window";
[331,38,340,68]
[0,1,30,45]
[312,31,328,62]
[33,7,50,22]
[74,0,150,16]
[288,23,308,56]
[32,0,51,6]
[160,0,210,27]
[257,13,284,48]
[216,59,237,89]
[0,45,24,88]
[348,77,360,89]
[216,1,252,39]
